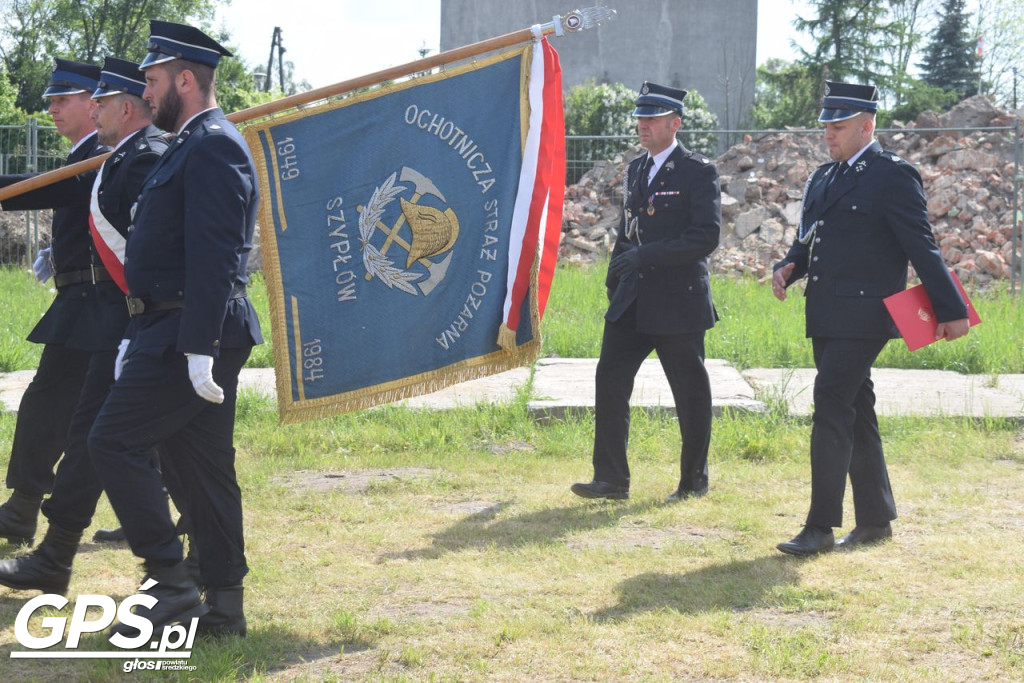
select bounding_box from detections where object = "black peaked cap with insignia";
[632,81,687,118]
[140,20,232,70]
[93,57,147,99]
[818,80,879,123]
[43,59,101,98]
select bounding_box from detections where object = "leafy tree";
[877,0,936,109]
[677,90,719,157]
[919,0,980,99]
[563,80,719,181]
[883,77,956,125]
[975,0,1024,108]
[0,0,221,112]
[751,58,822,129]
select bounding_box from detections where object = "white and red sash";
[89,171,129,294]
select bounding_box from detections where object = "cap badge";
[640,83,649,95]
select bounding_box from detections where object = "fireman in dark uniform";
[0,57,170,595]
[0,60,108,547]
[773,81,969,556]
[571,82,721,502]
[90,21,262,638]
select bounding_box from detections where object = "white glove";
[186,353,224,404]
[114,339,130,381]
[33,248,53,282]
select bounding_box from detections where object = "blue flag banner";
[245,40,564,423]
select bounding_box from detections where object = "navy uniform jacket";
[776,140,966,339]
[605,144,721,335]
[125,108,263,355]
[95,125,170,243]
[0,132,118,350]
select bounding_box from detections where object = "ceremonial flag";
[245,39,564,423]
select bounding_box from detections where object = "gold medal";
[647,197,655,216]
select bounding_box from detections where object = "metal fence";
[0,120,69,267]
[2,121,1022,291]
[568,125,1024,293]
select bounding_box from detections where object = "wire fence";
[0,120,69,267]
[2,121,1021,291]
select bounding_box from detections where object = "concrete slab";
[527,358,765,421]
[0,370,33,413]
[743,368,1024,419]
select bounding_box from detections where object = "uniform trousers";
[89,344,251,588]
[40,349,118,532]
[592,306,712,491]
[7,343,91,495]
[807,337,898,529]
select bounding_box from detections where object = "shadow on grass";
[591,554,800,621]
[379,500,659,561]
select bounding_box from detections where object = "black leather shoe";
[570,480,629,500]
[777,526,834,557]
[197,585,246,638]
[0,492,42,546]
[92,527,126,543]
[109,561,208,639]
[0,525,81,594]
[836,523,892,550]
[664,487,708,503]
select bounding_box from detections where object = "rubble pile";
[561,96,1023,286]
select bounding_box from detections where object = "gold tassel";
[496,324,517,352]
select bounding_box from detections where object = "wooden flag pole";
[0,7,614,203]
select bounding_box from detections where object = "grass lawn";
[1,395,1022,680]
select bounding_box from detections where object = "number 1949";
[278,137,300,181]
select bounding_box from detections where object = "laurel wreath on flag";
[358,172,421,295]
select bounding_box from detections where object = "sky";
[213,0,818,90]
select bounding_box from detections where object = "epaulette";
[684,149,712,165]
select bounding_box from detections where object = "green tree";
[794,0,889,85]
[919,0,980,99]
[751,58,822,129]
[563,80,719,181]
[0,0,221,112]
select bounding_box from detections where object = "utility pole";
[264,27,286,92]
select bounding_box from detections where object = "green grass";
[540,262,1024,373]
[2,263,1021,373]
[2,396,1022,680]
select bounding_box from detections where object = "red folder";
[883,271,981,351]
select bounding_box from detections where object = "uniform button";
[213,340,220,347]
[852,205,858,210]
[812,256,819,262]
[812,275,819,282]
[817,220,824,227]
[814,237,821,243]
[638,273,644,279]
[859,290,865,295]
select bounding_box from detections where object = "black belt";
[126,286,247,317]
[54,266,113,289]
[126,297,184,316]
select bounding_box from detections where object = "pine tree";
[919,0,980,99]
[794,0,889,85]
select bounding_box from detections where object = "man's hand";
[186,353,224,404]
[772,263,795,301]
[114,339,130,380]
[936,318,970,342]
[609,248,640,278]
[33,248,53,283]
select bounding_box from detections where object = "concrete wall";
[440,0,758,129]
